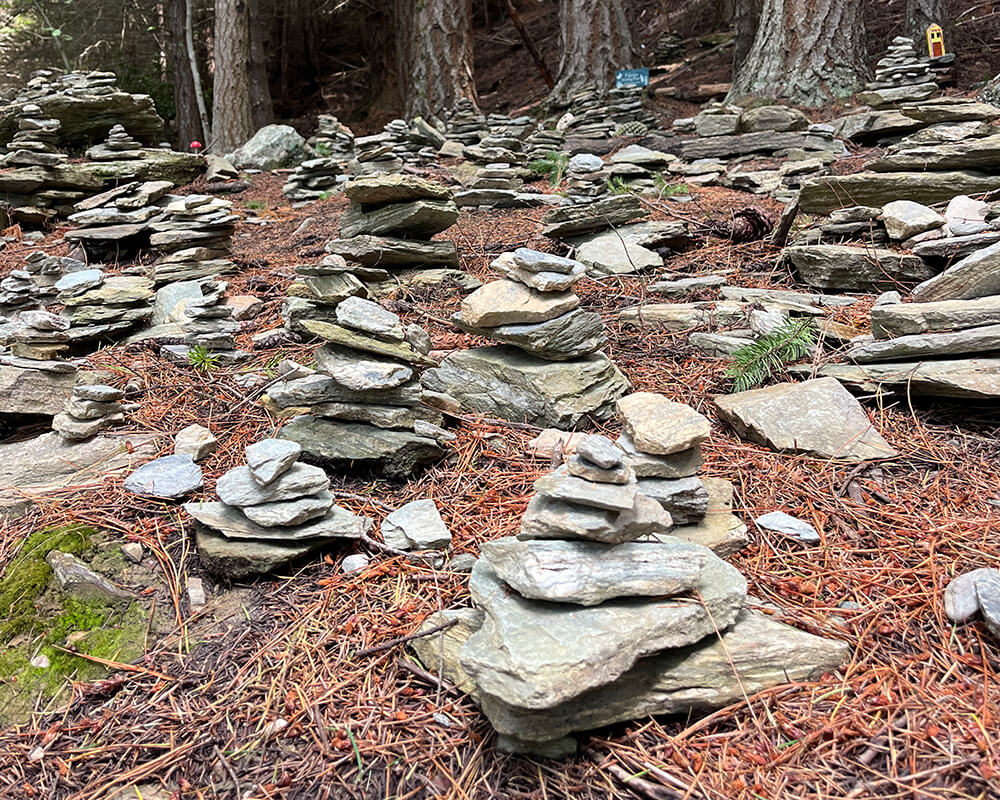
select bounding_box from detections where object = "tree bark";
[186,0,212,144]
[728,0,867,107]
[548,0,637,107]
[905,0,948,53]
[213,0,255,153]
[248,0,274,130]
[729,0,761,73]
[164,0,202,147]
[396,0,478,119]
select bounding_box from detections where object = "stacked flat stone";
[307,114,355,158]
[860,37,937,107]
[59,271,154,344]
[280,253,369,337]
[486,114,535,140]
[7,309,70,360]
[85,124,143,160]
[465,134,527,169]
[395,119,441,164]
[2,103,67,167]
[184,439,374,578]
[608,144,678,193]
[562,87,616,141]
[0,270,43,317]
[352,127,405,175]
[445,99,488,145]
[322,174,461,293]
[161,279,248,366]
[284,116,355,199]
[149,194,238,284]
[525,128,565,160]
[655,32,685,62]
[423,248,630,428]
[52,384,124,440]
[455,162,525,209]
[564,153,609,200]
[265,297,449,478]
[64,180,174,263]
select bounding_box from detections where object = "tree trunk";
[396,0,478,119]
[164,0,202,147]
[213,0,255,153]
[186,0,212,144]
[548,0,637,107]
[905,0,948,53]
[728,0,866,107]
[729,0,761,73]
[248,0,274,129]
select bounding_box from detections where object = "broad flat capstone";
[413,608,848,746]
[569,229,662,276]
[534,465,639,511]
[519,492,672,544]
[315,345,413,391]
[460,280,579,328]
[453,308,606,361]
[459,556,746,710]
[911,241,1000,302]
[783,245,934,290]
[480,536,707,606]
[194,526,323,579]
[617,432,703,478]
[381,499,452,550]
[617,392,711,455]
[541,195,647,238]
[185,500,370,541]
[241,491,334,527]
[324,236,459,268]
[246,438,302,485]
[124,454,204,498]
[715,377,898,461]
[216,463,330,506]
[335,296,405,341]
[871,296,1000,338]
[421,346,630,429]
[847,324,1000,363]
[342,174,452,206]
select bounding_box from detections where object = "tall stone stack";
[2,103,67,167]
[564,153,609,201]
[454,162,526,208]
[422,248,630,428]
[52,384,124,440]
[308,114,355,157]
[264,296,450,478]
[525,128,565,160]
[859,36,937,107]
[148,194,238,284]
[184,439,374,579]
[353,127,405,175]
[59,272,155,345]
[562,85,657,144]
[0,270,43,319]
[445,99,488,146]
[6,309,70,361]
[282,115,356,199]
[85,124,144,160]
[160,279,249,366]
[410,423,848,756]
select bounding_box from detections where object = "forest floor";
[0,170,997,800]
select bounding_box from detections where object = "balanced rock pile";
[64,180,173,262]
[564,153,609,201]
[352,121,408,175]
[265,296,449,478]
[455,162,526,209]
[161,279,247,366]
[410,426,848,756]
[859,36,937,107]
[85,124,144,160]
[0,270,43,318]
[59,271,154,345]
[2,103,67,167]
[52,384,124,440]
[149,195,238,284]
[525,128,565,160]
[445,99,488,146]
[185,439,373,579]
[285,115,356,199]
[562,85,656,143]
[6,309,70,361]
[423,248,629,428]
[308,114,355,158]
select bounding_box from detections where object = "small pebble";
[342,554,371,573]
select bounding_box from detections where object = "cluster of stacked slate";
[85,124,144,160]
[525,128,565,160]
[59,271,155,345]
[444,99,489,146]
[148,195,238,284]
[859,36,938,107]
[52,384,124,440]
[284,115,356,200]
[2,103,67,167]
[562,85,658,143]
[185,439,374,579]
[161,279,248,366]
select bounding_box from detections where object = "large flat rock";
[867,134,1000,172]
[411,607,848,748]
[848,324,1000,363]
[619,301,746,330]
[799,172,1000,214]
[715,377,898,461]
[459,555,746,710]
[324,235,459,267]
[453,309,606,361]
[872,296,1000,338]
[338,199,459,239]
[421,346,630,429]
[680,131,810,160]
[342,174,452,206]
[541,196,647,238]
[911,241,1000,302]
[782,244,934,291]
[797,359,1000,399]
[0,365,79,416]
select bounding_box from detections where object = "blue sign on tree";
[616,69,650,89]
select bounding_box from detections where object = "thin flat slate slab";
[453,308,607,361]
[381,499,452,550]
[459,280,579,328]
[799,171,1000,214]
[534,465,639,511]
[216,463,329,507]
[480,536,707,606]
[795,359,1000,400]
[847,324,1000,363]
[124,454,203,499]
[911,241,1000,302]
[412,608,849,749]
[324,235,459,267]
[617,392,711,455]
[301,320,436,367]
[185,500,371,541]
[459,555,746,710]
[871,296,1000,338]
[519,492,672,544]
[194,527,324,579]
[342,174,452,206]
[782,245,934,291]
[715,377,898,461]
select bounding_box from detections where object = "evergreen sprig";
[724,318,815,393]
[527,152,570,187]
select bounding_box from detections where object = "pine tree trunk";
[248,0,274,129]
[905,0,948,52]
[396,0,478,119]
[730,0,761,73]
[213,0,255,153]
[164,0,202,147]
[728,0,866,107]
[548,0,637,107]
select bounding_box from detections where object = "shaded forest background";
[0,0,998,139]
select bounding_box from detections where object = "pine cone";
[713,206,775,243]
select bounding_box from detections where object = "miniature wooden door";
[926,24,945,58]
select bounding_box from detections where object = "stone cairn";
[321,174,461,296]
[85,124,144,160]
[458,130,534,209]
[284,114,356,200]
[184,439,374,579]
[58,271,155,345]
[352,120,414,175]
[564,153,609,201]
[0,270,43,319]
[607,144,678,193]
[149,195,238,284]
[860,36,937,107]
[525,128,565,160]
[562,85,657,143]
[423,248,630,429]
[410,401,848,756]
[2,103,67,167]
[444,99,489,146]
[52,384,124,440]
[6,309,70,361]
[264,297,450,478]
[65,180,174,261]
[161,279,248,366]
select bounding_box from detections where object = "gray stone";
[342,554,371,573]
[453,308,606,361]
[194,526,323,579]
[481,536,707,606]
[54,269,104,296]
[421,347,630,429]
[342,174,452,206]
[913,232,1000,260]
[124,454,203,499]
[911,241,1000,302]
[186,499,369,542]
[575,434,623,469]
[541,196,647,238]
[715,377,898,461]
[783,244,934,291]
[650,275,727,298]
[619,301,746,330]
[339,199,459,239]
[519,492,671,544]
[121,542,144,563]
[800,172,1000,215]
[638,476,709,525]
[847,324,1000,363]
[230,124,312,170]
[279,417,443,478]
[664,477,749,557]
[976,572,1000,639]
[946,195,989,237]
[245,439,302,485]
[0,365,78,416]
[174,424,217,461]
[310,401,442,430]
[460,280,579,327]
[740,105,809,133]
[797,359,1000,400]
[491,252,586,292]
[871,296,1000,338]
[324,236,459,268]
[241,490,335,527]
[216,463,329,507]
[569,229,662,276]
[609,145,675,168]
[301,320,435,366]
[335,296,404,341]
[315,345,413,391]
[382,499,452,550]
[755,511,821,544]
[535,465,639,511]
[617,392,711,456]
[868,133,1000,172]
[681,131,811,160]
[881,200,945,241]
[73,384,123,402]
[617,432,703,478]
[944,568,999,622]
[46,551,129,602]
[694,113,740,137]
[566,453,630,484]
[266,374,422,410]
[459,555,746,709]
